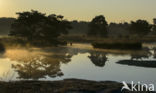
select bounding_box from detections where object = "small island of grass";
[92,40,142,50]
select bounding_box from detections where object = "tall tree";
[153,18,156,25]
[152,18,156,32]
[129,20,152,36]
[88,15,108,37]
[10,10,71,44]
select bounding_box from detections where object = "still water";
[0,43,156,85]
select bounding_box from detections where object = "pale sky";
[0,0,156,23]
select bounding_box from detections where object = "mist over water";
[0,43,155,87]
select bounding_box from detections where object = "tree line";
[8,10,156,45]
[88,15,156,37]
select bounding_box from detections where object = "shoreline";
[0,79,123,93]
[0,79,151,93]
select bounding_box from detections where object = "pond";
[0,43,156,86]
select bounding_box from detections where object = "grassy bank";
[60,35,156,43]
[0,35,156,49]
[0,79,152,93]
[92,41,142,50]
[0,36,67,48]
[0,79,142,93]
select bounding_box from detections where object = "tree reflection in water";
[4,47,110,80]
[4,47,72,80]
[153,48,156,58]
[88,51,107,67]
[117,49,156,68]
[12,56,64,79]
[130,49,151,60]
[7,46,153,79]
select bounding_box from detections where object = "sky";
[0,0,156,23]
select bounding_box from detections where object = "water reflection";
[130,49,151,60]
[12,56,64,79]
[117,48,156,68]
[0,43,156,81]
[4,48,73,80]
[1,46,110,80]
[88,52,107,67]
[153,49,156,58]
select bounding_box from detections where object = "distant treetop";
[88,15,108,37]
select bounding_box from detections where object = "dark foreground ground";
[0,79,153,93]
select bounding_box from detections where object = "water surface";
[0,43,156,86]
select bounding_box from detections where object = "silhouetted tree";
[108,22,130,37]
[9,10,71,44]
[88,15,108,37]
[69,21,89,35]
[0,17,15,35]
[152,18,156,32]
[152,25,156,32]
[129,20,152,36]
[153,18,156,25]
